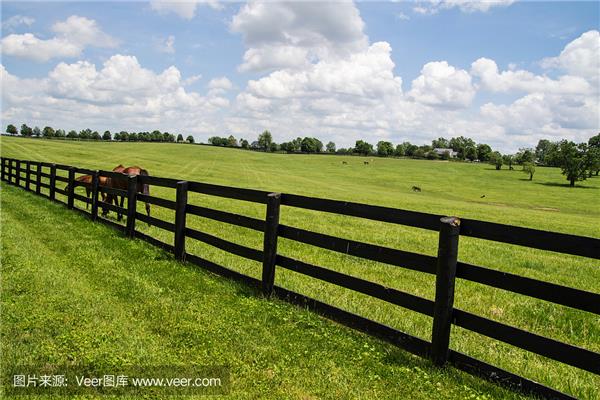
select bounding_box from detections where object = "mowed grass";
[0,182,526,400]
[2,136,600,398]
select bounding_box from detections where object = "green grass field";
[2,136,599,398]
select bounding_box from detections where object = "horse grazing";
[412,186,421,192]
[102,166,150,221]
[364,161,369,165]
[65,166,123,208]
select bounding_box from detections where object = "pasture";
[1,136,599,398]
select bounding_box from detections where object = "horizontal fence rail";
[1,156,598,400]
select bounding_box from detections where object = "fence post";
[15,160,21,187]
[431,216,461,366]
[174,181,189,260]
[125,175,138,238]
[35,162,42,195]
[91,170,100,221]
[49,164,57,201]
[262,192,281,296]
[25,161,31,191]
[67,167,75,209]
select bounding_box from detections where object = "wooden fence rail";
[1,156,599,399]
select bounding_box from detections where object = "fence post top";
[267,192,281,199]
[440,216,461,228]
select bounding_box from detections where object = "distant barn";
[433,148,458,158]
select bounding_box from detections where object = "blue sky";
[1,1,599,152]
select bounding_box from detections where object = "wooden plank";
[73,193,90,204]
[276,255,434,316]
[174,181,188,260]
[449,351,575,400]
[186,204,265,231]
[262,193,280,295]
[75,167,95,175]
[186,253,261,288]
[452,308,600,374]
[134,230,174,253]
[136,212,176,232]
[54,175,69,183]
[137,193,176,210]
[137,174,179,188]
[98,201,125,215]
[188,181,269,203]
[98,186,127,197]
[281,193,442,231]
[185,227,263,262]
[278,224,437,274]
[456,261,600,315]
[460,219,600,259]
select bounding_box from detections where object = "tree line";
[6,123,599,187]
[5,123,196,144]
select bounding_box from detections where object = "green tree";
[258,130,273,151]
[502,154,514,170]
[42,126,55,138]
[556,140,588,187]
[176,133,184,142]
[431,137,450,149]
[587,133,600,176]
[6,124,17,135]
[20,124,32,136]
[240,139,249,149]
[33,126,41,137]
[55,129,66,138]
[227,135,238,147]
[522,162,535,181]
[103,131,112,140]
[67,130,78,139]
[489,151,503,170]
[515,148,534,165]
[186,135,195,143]
[376,141,394,156]
[465,146,477,161]
[269,142,279,152]
[326,141,336,153]
[449,136,476,159]
[395,143,407,157]
[301,137,323,153]
[354,140,373,155]
[476,144,492,162]
[91,131,101,140]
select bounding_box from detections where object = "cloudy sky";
[1,1,598,152]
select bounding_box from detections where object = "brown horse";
[102,166,150,221]
[65,165,124,209]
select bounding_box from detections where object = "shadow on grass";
[535,182,598,189]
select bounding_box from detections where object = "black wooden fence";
[1,157,599,399]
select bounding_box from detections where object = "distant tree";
[326,141,336,153]
[91,131,101,140]
[6,124,17,135]
[502,154,514,170]
[376,141,394,157]
[522,162,535,181]
[20,124,33,136]
[556,140,588,187]
[440,151,451,160]
[489,151,503,170]
[79,129,92,140]
[427,151,440,160]
[240,139,249,149]
[515,148,534,165]
[129,132,138,141]
[354,140,373,155]
[535,139,554,164]
[186,135,195,144]
[336,148,350,155]
[449,136,476,159]
[258,130,273,151]
[55,129,65,138]
[405,143,418,157]
[301,137,323,153]
[102,131,112,140]
[413,147,427,159]
[177,133,184,143]
[227,135,238,147]
[587,133,600,176]
[67,130,78,139]
[476,144,492,162]
[33,126,41,137]
[395,143,407,157]
[269,142,279,152]
[291,137,302,152]
[42,126,55,138]
[431,137,450,149]
[465,146,477,161]
[118,131,128,141]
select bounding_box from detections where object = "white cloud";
[150,0,222,20]
[230,1,368,72]
[396,12,411,21]
[0,15,116,62]
[414,0,515,14]
[409,61,475,108]
[208,77,232,90]
[1,15,35,31]
[541,30,600,82]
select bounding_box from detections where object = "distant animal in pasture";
[412,186,421,192]
[364,161,369,165]
[342,161,348,165]
[102,166,151,221]
[480,195,486,198]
